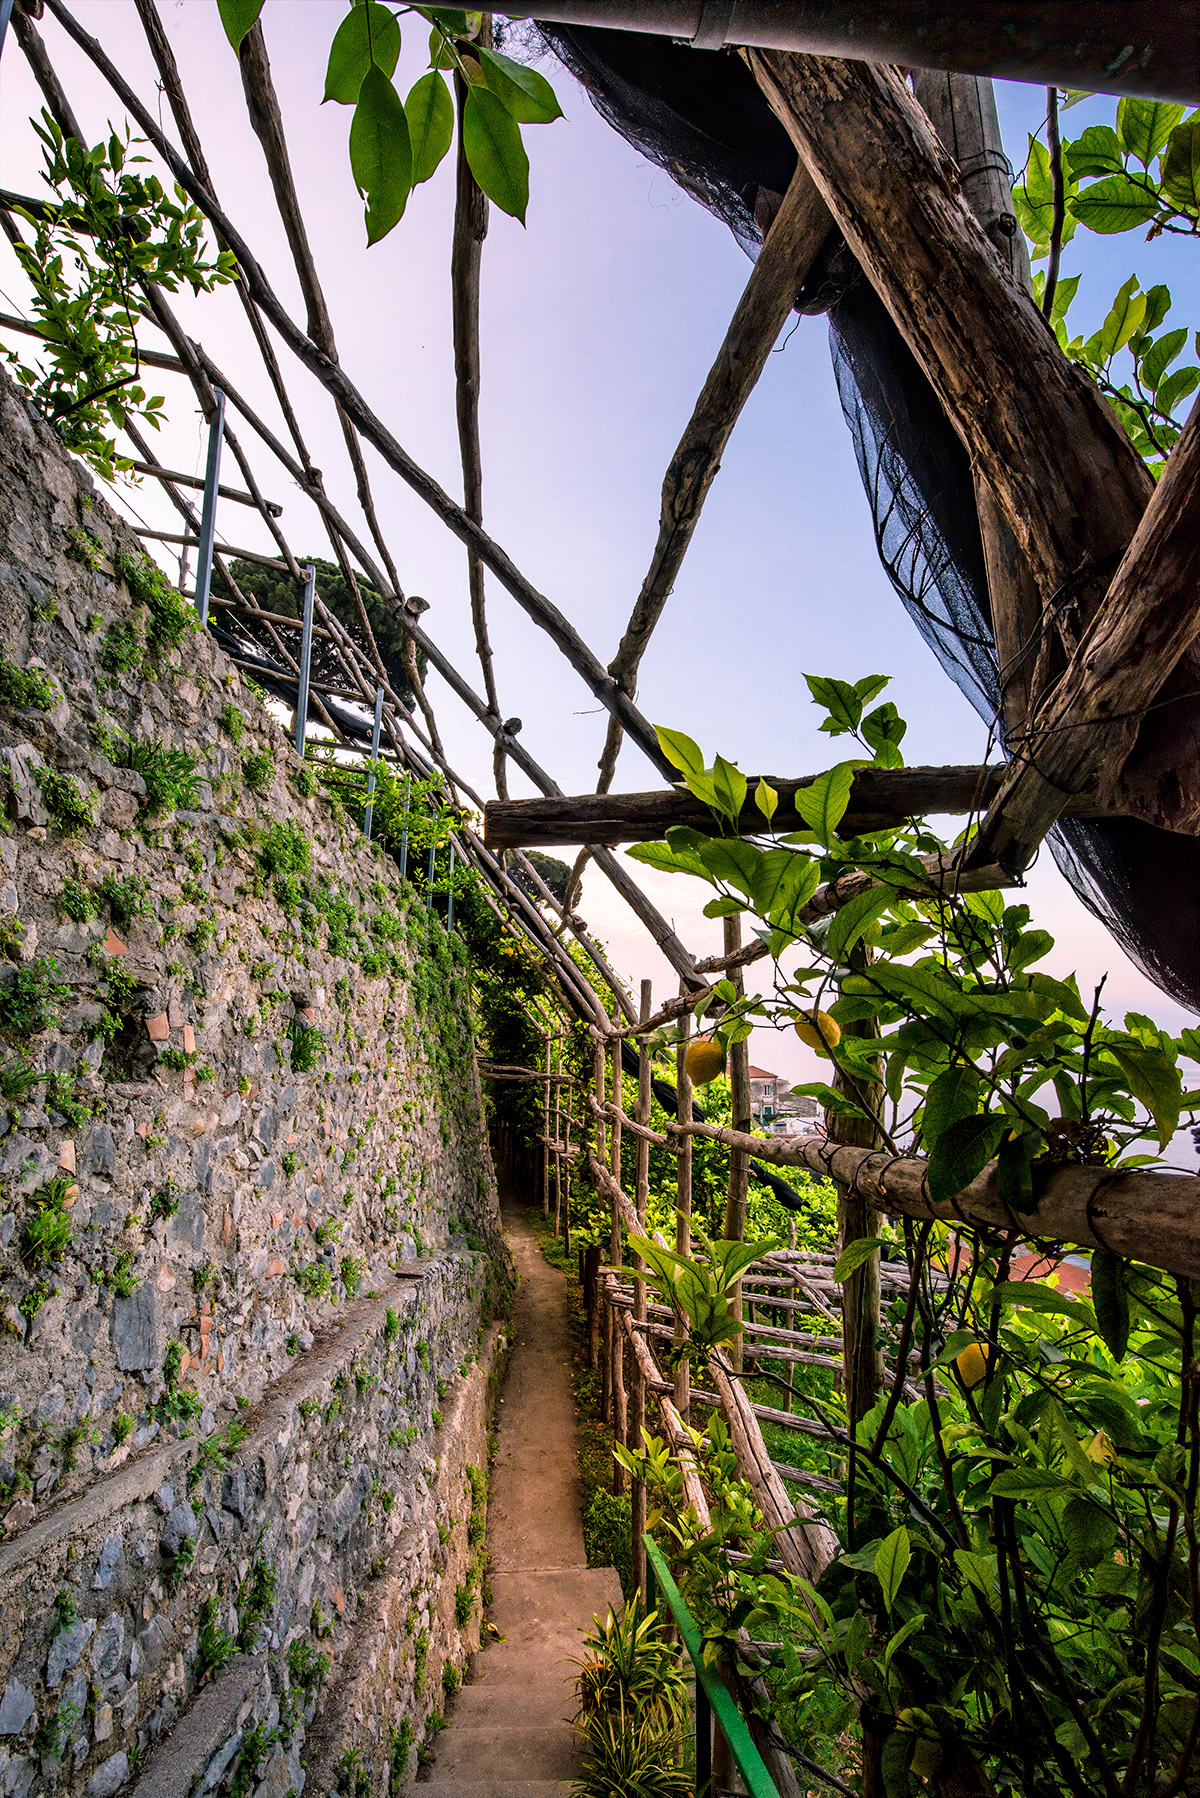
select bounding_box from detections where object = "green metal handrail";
[643,1533,779,1798]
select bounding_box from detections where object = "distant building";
[748,1066,779,1121]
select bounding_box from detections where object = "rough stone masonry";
[0,364,513,1798]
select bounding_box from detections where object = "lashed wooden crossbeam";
[671,1119,1200,1278]
[482,762,1117,848]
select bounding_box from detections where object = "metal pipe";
[294,563,316,759]
[398,775,410,880]
[506,2,1199,103]
[0,0,16,64]
[446,839,456,931]
[193,387,225,629]
[363,684,384,839]
[427,828,437,910]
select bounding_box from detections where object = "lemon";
[956,1341,992,1389]
[793,1010,841,1051]
[684,1037,726,1085]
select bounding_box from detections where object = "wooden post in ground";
[562,1080,572,1259]
[590,1035,607,1371]
[552,1033,563,1237]
[541,1032,551,1218]
[674,993,693,1423]
[630,978,652,1601]
[609,1016,626,1484]
[722,916,751,1373]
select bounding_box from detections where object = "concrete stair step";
[420,1726,577,1783]
[416,1785,572,1797]
[451,1683,574,1728]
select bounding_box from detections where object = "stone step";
[451,1681,575,1728]
[415,1785,572,1798]
[420,1725,578,1783]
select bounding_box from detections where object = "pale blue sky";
[1,5,1195,1090]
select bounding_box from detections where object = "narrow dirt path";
[420,1200,621,1796]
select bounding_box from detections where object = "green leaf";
[1180,1026,1200,1062]
[655,725,705,781]
[478,46,563,125]
[1138,327,1187,391]
[988,1465,1069,1499]
[1062,1495,1118,1566]
[748,849,821,929]
[794,762,858,840]
[1117,97,1186,166]
[827,887,893,966]
[874,1526,911,1613]
[1008,928,1054,974]
[702,895,746,919]
[324,1,402,104]
[1162,116,1200,213]
[691,836,764,899]
[1071,173,1160,233]
[990,1280,1092,1322]
[627,835,707,880]
[1097,275,1147,358]
[1158,364,1200,416]
[462,83,529,223]
[953,1549,997,1595]
[861,701,906,768]
[883,1613,926,1667]
[926,1113,1006,1206]
[405,72,454,184]
[216,0,265,52]
[995,1131,1039,1213]
[803,674,863,734]
[350,65,412,244]
[1104,1038,1182,1147]
[708,754,748,827]
[833,1236,881,1282]
[1091,1250,1131,1361]
[753,778,778,825]
[922,1064,982,1147]
[1065,124,1122,179]
[790,1081,867,1119]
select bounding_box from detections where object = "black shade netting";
[534,23,1200,1012]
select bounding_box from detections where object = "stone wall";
[0,367,511,1797]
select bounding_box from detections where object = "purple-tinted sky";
[1,5,1195,1095]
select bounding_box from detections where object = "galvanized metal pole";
[398,775,410,880]
[294,564,316,759]
[426,814,437,909]
[362,684,384,838]
[193,387,225,629]
[446,840,456,931]
[0,0,15,63]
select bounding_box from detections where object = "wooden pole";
[552,1034,563,1237]
[480,762,1099,848]
[630,979,652,1599]
[609,1019,626,1478]
[674,993,693,1423]
[722,917,751,1374]
[541,1032,551,1219]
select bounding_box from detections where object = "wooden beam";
[673,1120,1200,1280]
[482,763,1114,848]
[607,163,832,696]
[972,398,1200,872]
[750,50,1200,837]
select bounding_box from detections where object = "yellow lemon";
[793,1010,841,1051]
[684,1037,726,1086]
[1086,1429,1115,1465]
[956,1341,992,1390]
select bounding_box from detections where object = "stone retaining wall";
[0,365,510,1798]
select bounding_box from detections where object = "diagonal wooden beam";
[970,398,1200,874]
[606,163,832,704]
